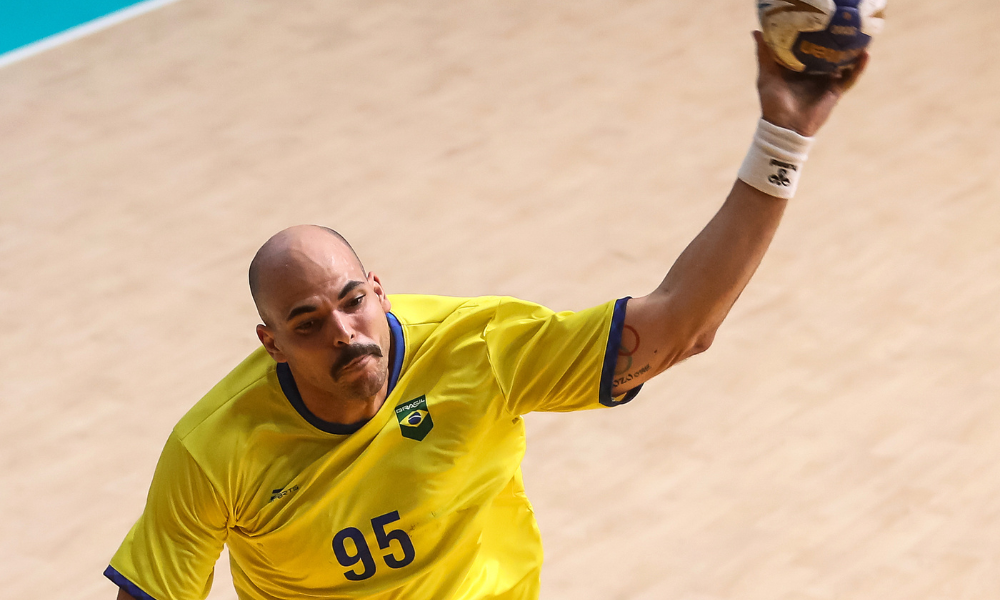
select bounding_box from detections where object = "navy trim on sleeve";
[104,566,158,600]
[599,297,643,407]
[277,311,406,435]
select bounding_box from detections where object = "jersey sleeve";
[483,297,641,415]
[105,433,229,600]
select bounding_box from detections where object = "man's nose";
[327,311,354,345]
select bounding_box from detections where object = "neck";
[296,376,389,427]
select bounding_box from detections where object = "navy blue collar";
[277,312,405,435]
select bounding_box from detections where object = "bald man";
[248,226,395,427]
[106,35,868,600]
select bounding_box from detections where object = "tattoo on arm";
[614,325,650,387]
[615,325,640,374]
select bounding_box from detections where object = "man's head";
[250,225,392,404]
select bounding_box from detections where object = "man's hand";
[755,30,869,137]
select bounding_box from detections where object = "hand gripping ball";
[758,0,886,74]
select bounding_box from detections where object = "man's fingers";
[838,51,870,93]
[754,28,869,96]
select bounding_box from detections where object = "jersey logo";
[269,484,299,503]
[395,395,434,441]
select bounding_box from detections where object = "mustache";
[330,343,383,378]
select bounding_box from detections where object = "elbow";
[656,329,717,373]
[689,330,716,356]
[672,329,717,366]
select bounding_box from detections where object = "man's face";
[255,240,392,403]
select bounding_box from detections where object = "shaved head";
[249,224,393,414]
[249,225,364,324]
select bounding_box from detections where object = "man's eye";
[348,294,365,307]
[296,320,317,332]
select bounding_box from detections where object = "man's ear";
[368,271,391,313]
[257,324,287,363]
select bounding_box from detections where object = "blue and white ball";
[758,0,886,74]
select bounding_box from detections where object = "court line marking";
[0,0,184,70]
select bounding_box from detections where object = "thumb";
[753,30,784,79]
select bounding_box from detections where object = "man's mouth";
[331,344,383,379]
[341,354,371,371]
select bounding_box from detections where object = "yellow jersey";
[106,294,640,600]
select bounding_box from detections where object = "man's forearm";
[646,180,787,364]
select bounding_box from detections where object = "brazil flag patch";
[395,395,433,441]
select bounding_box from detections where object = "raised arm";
[611,32,868,396]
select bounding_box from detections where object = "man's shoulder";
[388,294,548,327]
[173,346,278,440]
[388,295,563,373]
[389,294,495,325]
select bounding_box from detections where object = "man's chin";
[333,363,388,400]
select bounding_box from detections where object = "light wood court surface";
[2,1,998,598]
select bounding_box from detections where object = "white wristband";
[738,119,815,199]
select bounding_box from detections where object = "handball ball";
[758,0,886,74]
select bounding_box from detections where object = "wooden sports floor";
[2,1,998,598]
